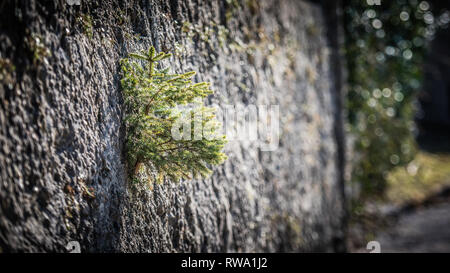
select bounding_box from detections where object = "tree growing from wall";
[120,47,227,184]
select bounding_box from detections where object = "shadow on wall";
[417,1,450,153]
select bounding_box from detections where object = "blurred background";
[343,0,450,252]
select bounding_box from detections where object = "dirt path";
[375,202,450,253]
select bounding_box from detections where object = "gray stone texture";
[0,0,346,252]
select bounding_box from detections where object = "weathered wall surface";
[0,0,346,252]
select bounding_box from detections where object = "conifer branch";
[120,46,227,184]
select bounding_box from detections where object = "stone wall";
[0,0,346,252]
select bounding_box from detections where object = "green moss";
[0,58,15,85]
[181,21,192,33]
[270,213,303,248]
[217,25,229,49]
[77,14,93,39]
[180,21,217,49]
[114,9,128,26]
[246,0,260,15]
[26,34,50,65]
[225,0,240,21]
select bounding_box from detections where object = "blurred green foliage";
[344,0,449,196]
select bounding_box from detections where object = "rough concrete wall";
[0,0,346,252]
